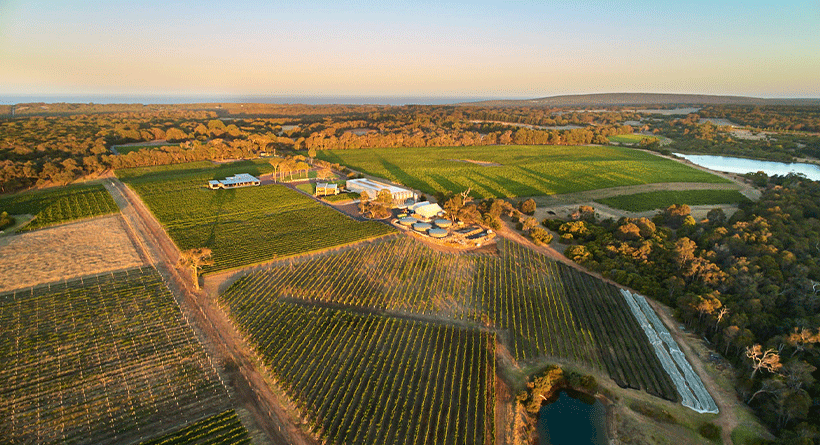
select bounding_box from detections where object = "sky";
[0,0,818,100]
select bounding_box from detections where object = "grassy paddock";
[595,189,749,212]
[318,145,726,198]
[121,160,394,273]
[0,183,119,231]
[324,192,359,202]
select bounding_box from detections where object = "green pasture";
[120,160,393,273]
[318,145,727,199]
[596,189,749,212]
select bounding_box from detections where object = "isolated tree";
[746,344,783,379]
[358,190,371,214]
[178,248,214,290]
[268,158,281,182]
[520,198,536,215]
[316,168,333,181]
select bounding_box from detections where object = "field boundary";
[203,233,401,297]
[105,177,312,445]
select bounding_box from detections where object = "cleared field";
[0,267,232,445]
[224,237,678,401]
[137,409,251,445]
[0,183,119,231]
[595,189,749,212]
[217,297,496,445]
[0,215,143,293]
[120,160,394,273]
[318,145,727,198]
[608,134,657,144]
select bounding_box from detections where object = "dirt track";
[105,178,313,445]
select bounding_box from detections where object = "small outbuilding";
[315,182,339,196]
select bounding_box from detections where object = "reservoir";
[537,389,607,445]
[675,153,820,182]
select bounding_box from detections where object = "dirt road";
[105,178,313,445]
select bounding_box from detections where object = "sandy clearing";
[0,215,144,293]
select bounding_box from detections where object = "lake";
[537,389,607,445]
[675,153,820,181]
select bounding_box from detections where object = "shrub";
[542,218,563,231]
[530,227,553,245]
[698,422,722,442]
[520,198,536,215]
[0,211,15,230]
[628,401,676,424]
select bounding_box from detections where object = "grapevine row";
[225,236,678,401]
[217,295,496,445]
[0,267,235,444]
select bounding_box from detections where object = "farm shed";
[346,178,417,205]
[411,203,444,219]
[315,182,339,196]
[207,173,260,189]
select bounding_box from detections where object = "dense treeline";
[648,113,820,162]
[3,103,819,195]
[553,175,820,442]
[0,105,634,194]
[699,105,820,133]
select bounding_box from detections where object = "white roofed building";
[346,178,417,206]
[207,173,260,189]
[411,202,443,219]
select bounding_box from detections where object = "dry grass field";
[0,215,144,293]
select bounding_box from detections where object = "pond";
[675,153,820,181]
[537,389,607,445]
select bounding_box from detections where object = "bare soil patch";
[0,215,143,293]
[448,158,503,167]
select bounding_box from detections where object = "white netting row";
[620,289,719,414]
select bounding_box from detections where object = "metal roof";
[220,173,259,185]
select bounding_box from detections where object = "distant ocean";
[0,95,521,106]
